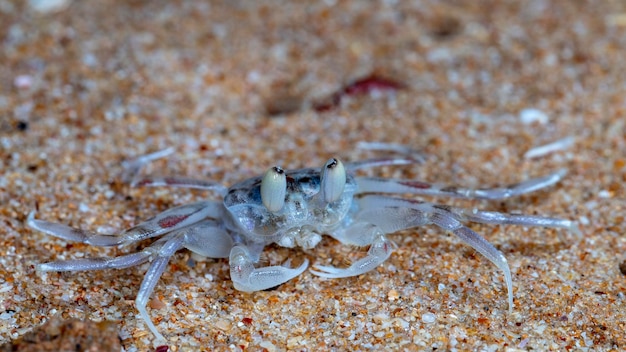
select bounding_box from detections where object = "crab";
[27,145,580,341]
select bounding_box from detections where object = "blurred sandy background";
[1,1,625,351]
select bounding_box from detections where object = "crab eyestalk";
[320,158,346,203]
[261,166,287,212]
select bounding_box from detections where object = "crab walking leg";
[356,196,581,310]
[229,245,309,292]
[27,212,124,246]
[356,169,567,200]
[37,221,237,341]
[134,232,186,341]
[120,148,229,194]
[448,207,582,237]
[121,147,175,183]
[38,251,152,272]
[356,142,426,163]
[430,214,514,311]
[131,176,228,195]
[121,201,223,244]
[28,201,221,246]
[356,196,525,311]
[346,157,416,172]
[310,223,396,278]
[359,195,579,233]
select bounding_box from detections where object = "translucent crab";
[27,145,580,341]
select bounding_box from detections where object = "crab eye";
[321,158,346,203]
[261,166,286,212]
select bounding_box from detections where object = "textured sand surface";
[1,1,625,351]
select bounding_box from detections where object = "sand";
[1,1,624,351]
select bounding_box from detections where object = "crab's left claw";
[310,232,395,278]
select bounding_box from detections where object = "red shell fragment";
[343,75,405,96]
[314,74,405,111]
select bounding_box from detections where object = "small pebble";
[214,318,232,332]
[421,312,436,324]
[519,108,549,124]
[13,75,32,89]
[387,289,399,301]
[28,0,71,13]
[149,297,166,310]
[259,341,277,352]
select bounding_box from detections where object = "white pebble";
[259,341,277,352]
[519,108,549,124]
[421,312,436,324]
[78,202,90,213]
[524,136,575,159]
[578,216,590,226]
[0,311,14,320]
[28,0,71,13]
[13,75,32,89]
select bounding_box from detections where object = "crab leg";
[115,200,220,243]
[346,157,416,172]
[121,148,228,195]
[28,201,222,246]
[354,195,580,310]
[445,206,581,236]
[355,195,565,311]
[38,251,151,272]
[358,195,578,233]
[131,176,228,195]
[430,215,514,311]
[133,222,236,341]
[35,220,236,341]
[133,231,186,341]
[121,147,175,183]
[356,169,567,199]
[27,211,127,246]
[356,142,426,163]
[34,230,185,342]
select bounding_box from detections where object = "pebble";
[421,313,437,324]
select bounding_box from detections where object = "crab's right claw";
[229,245,308,292]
